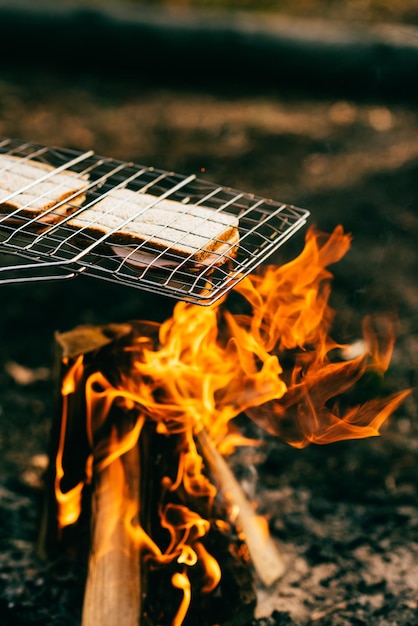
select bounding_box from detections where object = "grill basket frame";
[0,137,309,305]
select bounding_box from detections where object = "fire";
[54,225,409,624]
[54,355,87,528]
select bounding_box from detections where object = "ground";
[0,18,418,625]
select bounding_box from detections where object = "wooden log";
[38,323,144,625]
[197,428,285,588]
[81,443,141,626]
[37,323,133,559]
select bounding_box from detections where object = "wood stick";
[196,428,285,588]
[38,323,135,560]
[81,442,141,626]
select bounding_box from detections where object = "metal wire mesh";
[0,136,309,305]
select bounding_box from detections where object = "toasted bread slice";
[69,187,239,264]
[0,154,88,224]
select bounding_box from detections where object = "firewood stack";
[38,322,259,626]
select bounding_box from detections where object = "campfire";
[38,225,409,626]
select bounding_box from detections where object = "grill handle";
[0,258,81,285]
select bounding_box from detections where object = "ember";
[44,225,408,625]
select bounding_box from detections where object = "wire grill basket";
[0,136,309,305]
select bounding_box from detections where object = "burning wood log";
[40,321,258,626]
[196,428,285,587]
[81,430,141,626]
[38,322,133,559]
[39,323,143,626]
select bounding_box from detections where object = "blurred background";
[15,0,418,23]
[0,1,417,624]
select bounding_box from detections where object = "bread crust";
[110,229,240,270]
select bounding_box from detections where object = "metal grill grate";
[0,136,309,305]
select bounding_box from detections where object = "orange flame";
[55,356,88,528]
[54,225,410,624]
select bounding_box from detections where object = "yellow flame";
[55,356,86,528]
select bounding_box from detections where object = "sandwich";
[0,154,88,225]
[68,187,240,269]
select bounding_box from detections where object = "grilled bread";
[69,187,239,266]
[0,154,88,224]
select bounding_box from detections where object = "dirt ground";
[0,46,418,625]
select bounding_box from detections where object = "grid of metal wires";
[0,136,309,305]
